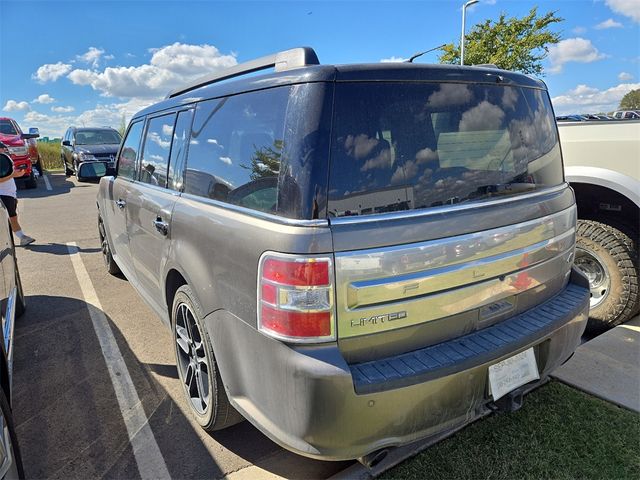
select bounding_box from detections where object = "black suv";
[61,127,122,179]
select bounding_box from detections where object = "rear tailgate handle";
[115,199,126,209]
[153,218,169,236]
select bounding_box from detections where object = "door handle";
[115,199,126,209]
[153,217,169,236]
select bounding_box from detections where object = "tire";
[63,156,73,177]
[171,285,243,431]
[98,216,120,276]
[575,220,639,332]
[14,253,25,319]
[24,171,37,189]
[35,158,43,176]
[0,388,26,479]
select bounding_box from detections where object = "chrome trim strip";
[329,183,569,225]
[180,192,329,227]
[348,228,575,309]
[4,287,16,394]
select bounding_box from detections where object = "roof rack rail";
[473,63,500,69]
[166,47,320,99]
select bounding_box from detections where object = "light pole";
[460,0,479,65]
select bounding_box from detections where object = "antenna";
[406,44,447,63]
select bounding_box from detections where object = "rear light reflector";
[258,253,335,343]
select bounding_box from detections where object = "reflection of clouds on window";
[162,124,173,136]
[189,139,199,145]
[415,147,438,164]
[459,101,505,131]
[150,154,163,162]
[361,148,391,171]
[148,131,171,149]
[207,138,223,148]
[243,106,256,118]
[427,84,473,108]
[344,134,379,160]
[390,159,419,184]
[502,87,518,110]
[219,156,232,165]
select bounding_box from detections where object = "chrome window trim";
[180,192,329,227]
[329,183,569,225]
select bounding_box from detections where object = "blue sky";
[1,0,638,137]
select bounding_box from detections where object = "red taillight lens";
[262,258,329,286]
[258,254,334,343]
[260,305,332,337]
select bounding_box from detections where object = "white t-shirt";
[0,178,17,198]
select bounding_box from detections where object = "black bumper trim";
[350,282,589,394]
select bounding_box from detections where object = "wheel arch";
[566,166,640,208]
[165,268,188,318]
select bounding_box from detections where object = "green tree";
[118,114,127,137]
[439,7,563,76]
[619,89,640,110]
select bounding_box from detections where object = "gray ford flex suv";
[97,48,590,464]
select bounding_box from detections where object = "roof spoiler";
[166,47,320,99]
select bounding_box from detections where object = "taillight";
[258,253,335,343]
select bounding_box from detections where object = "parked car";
[25,128,42,176]
[61,127,121,180]
[559,118,639,331]
[0,152,27,478]
[0,118,39,189]
[95,48,590,464]
[611,110,640,119]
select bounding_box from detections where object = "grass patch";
[37,142,62,170]
[382,381,640,480]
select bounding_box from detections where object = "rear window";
[327,82,563,218]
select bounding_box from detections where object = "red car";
[0,117,39,188]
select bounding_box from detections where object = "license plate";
[488,348,539,401]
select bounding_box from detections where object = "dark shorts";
[0,195,17,217]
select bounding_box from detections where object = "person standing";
[0,158,35,246]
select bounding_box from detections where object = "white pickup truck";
[559,119,639,331]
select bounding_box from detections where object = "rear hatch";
[326,75,576,363]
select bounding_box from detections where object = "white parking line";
[43,174,52,191]
[66,242,170,480]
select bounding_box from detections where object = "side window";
[118,121,144,180]
[185,87,289,214]
[140,113,176,188]
[168,110,194,191]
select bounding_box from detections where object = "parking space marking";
[66,242,170,480]
[43,174,52,191]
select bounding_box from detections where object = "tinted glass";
[328,82,563,217]
[118,121,144,180]
[185,87,289,214]
[75,129,121,145]
[168,110,194,191]
[140,114,175,188]
[0,120,17,136]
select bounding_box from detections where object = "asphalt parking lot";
[12,173,352,479]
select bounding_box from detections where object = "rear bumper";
[207,268,589,461]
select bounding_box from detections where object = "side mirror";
[21,133,39,140]
[0,153,14,179]
[28,127,40,136]
[77,161,109,179]
[62,140,72,146]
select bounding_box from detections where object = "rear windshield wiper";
[475,183,537,196]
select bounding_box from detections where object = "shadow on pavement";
[16,173,76,199]
[24,243,101,256]
[13,295,348,479]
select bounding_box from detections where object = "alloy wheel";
[574,247,611,309]
[174,303,210,415]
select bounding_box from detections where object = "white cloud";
[551,82,640,114]
[33,94,55,104]
[2,100,30,112]
[51,105,75,113]
[380,56,407,63]
[20,97,156,137]
[595,18,623,29]
[605,0,640,23]
[32,62,72,83]
[219,156,232,165]
[618,71,634,81]
[547,38,606,74]
[67,42,237,98]
[459,101,505,131]
[77,47,106,68]
[572,26,587,34]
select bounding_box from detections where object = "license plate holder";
[488,348,539,401]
